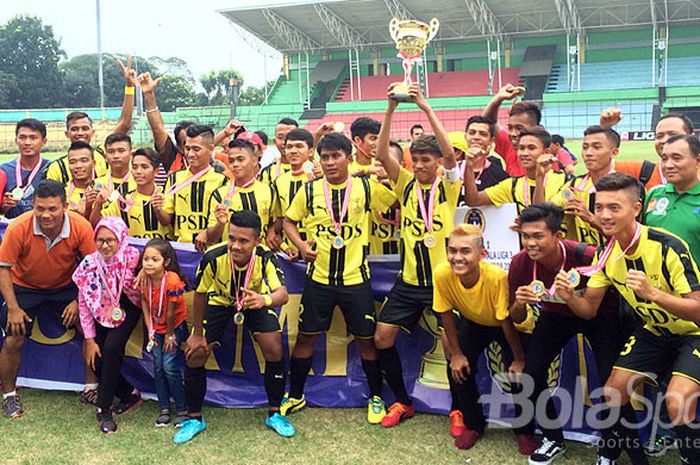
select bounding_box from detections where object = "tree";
[238,81,276,106]
[200,69,244,106]
[156,75,198,112]
[0,15,66,108]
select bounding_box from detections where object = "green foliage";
[239,81,276,106]
[0,15,66,108]
[200,69,244,106]
[157,75,199,112]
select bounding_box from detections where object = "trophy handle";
[427,18,440,43]
[389,18,400,43]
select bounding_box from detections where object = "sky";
[0,0,303,88]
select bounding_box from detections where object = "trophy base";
[389,83,413,102]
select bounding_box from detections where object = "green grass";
[2,389,678,465]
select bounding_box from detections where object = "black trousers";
[451,319,528,436]
[94,294,141,410]
[519,310,625,441]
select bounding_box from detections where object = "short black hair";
[410,135,441,157]
[410,124,424,135]
[465,115,497,138]
[16,118,47,138]
[584,125,621,148]
[551,134,565,145]
[510,101,542,125]
[658,113,695,135]
[174,120,196,145]
[518,125,551,148]
[317,133,352,157]
[229,209,261,237]
[35,179,66,203]
[68,140,93,156]
[105,132,132,148]
[519,203,564,234]
[255,130,269,145]
[594,172,642,200]
[277,117,299,127]
[285,128,314,148]
[132,147,162,168]
[351,117,381,141]
[227,139,256,156]
[65,111,91,128]
[186,125,215,142]
[388,140,404,161]
[665,134,700,157]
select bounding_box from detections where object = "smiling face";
[594,189,641,238]
[466,122,494,156]
[411,152,441,185]
[655,116,688,157]
[274,124,296,155]
[65,117,95,144]
[285,139,311,168]
[354,133,379,158]
[516,135,546,170]
[582,132,618,173]
[131,155,156,187]
[95,227,119,260]
[447,234,485,277]
[660,138,699,190]
[185,134,214,171]
[507,113,534,148]
[67,148,94,183]
[228,147,258,182]
[33,195,66,235]
[227,223,260,267]
[519,219,561,262]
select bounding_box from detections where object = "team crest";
[653,197,669,215]
[462,208,485,231]
[645,198,657,213]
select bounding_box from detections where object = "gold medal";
[530,280,546,297]
[222,199,231,208]
[111,307,124,321]
[233,311,245,326]
[424,233,436,248]
[562,188,575,201]
[393,229,401,239]
[332,236,345,249]
[568,269,581,287]
[302,161,314,174]
[11,187,23,201]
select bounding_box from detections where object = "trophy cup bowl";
[417,308,448,389]
[389,18,439,102]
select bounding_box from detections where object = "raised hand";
[138,72,162,94]
[118,55,137,87]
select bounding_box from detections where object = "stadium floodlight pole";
[96,0,105,120]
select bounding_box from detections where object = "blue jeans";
[153,322,188,411]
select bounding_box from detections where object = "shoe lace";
[596,457,614,465]
[535,438,558,455]
[370,398,384,414]
[449,410,465,428]
[387,402,407,416]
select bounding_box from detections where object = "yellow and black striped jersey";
[93,172,138,199]
[102,190,175,240]
[369,207,401,255]
[44,145,110,184]
[392,167,460,287]
[588,225,700,336]
[485,172,569,215]
[273,170,312,251]
[260,158,291,186]
[162,168,228,243]
[65,184,87,213]
[286,176,396,286]
[208,180,275,241]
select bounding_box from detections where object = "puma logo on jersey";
[693,349,700,359]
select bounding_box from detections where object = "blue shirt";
[1,157,49,218]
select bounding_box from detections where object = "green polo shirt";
[643,181,700,265]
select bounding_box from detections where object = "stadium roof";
[219,0,700,53]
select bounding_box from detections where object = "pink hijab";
[72,216,141,338]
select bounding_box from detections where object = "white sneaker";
[594,456,617,465]
[528,438,566,465]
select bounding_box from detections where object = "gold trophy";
[389,17,440,102]
[417,309,448,389]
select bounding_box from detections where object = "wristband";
[263,294,273,307]
[145,106,159,113]
[443,165,460,182]
[124,86,135,95]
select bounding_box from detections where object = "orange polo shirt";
[0,211,96,289]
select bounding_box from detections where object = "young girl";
[139,239,189,427]
[73,216,143,434]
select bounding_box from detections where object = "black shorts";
[614,327,700,386]
[0,284,78,337]
[378,278,433,332]
[299,279,375,338]
[203,304,281,346]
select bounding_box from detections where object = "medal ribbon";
[323,178,353,236]
[95,259,127,317]
[67,182,80,210]
[379,208,400,226]
[230,251,256,312]
[108,170,132,202]
[15,158,43,190]
[225,177,255,202]
[532,241,567,296]
[522,174,547,207]
[576,222,642,277]
[147,272,167,338]
[416,178,439,233]
[166,166,210,196]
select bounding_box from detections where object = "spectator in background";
[547,134,577,174]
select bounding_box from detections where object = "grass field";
[1,389,678,465]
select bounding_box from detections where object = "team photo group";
[1,50,700,465]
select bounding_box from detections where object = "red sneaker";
[455,429,481,450]
[516,433,539,456]
[380,402,415,428]
[449,410,466,437]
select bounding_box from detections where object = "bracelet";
[145,106,159,113]
[166,334,176,341]
[124,86,135,95]
[263,294,273,307]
